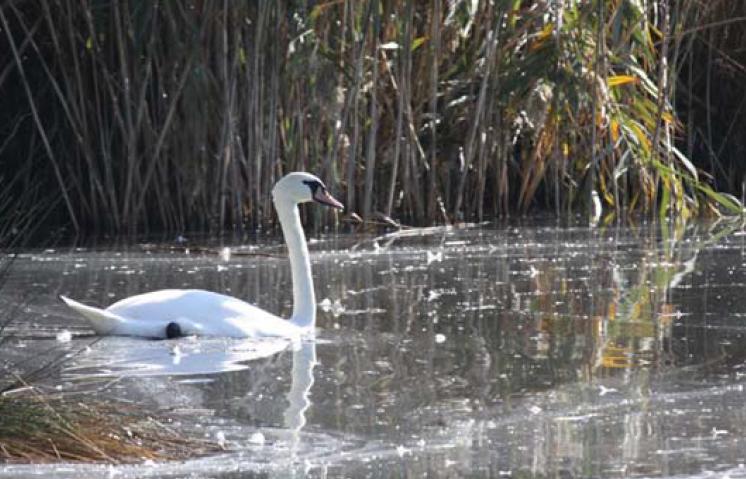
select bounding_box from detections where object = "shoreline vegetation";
[0,281,222,464]
[1,1,745,236]
[0,389,221,463]
[0,317,223,464]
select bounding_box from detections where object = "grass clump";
[0,388,221,464]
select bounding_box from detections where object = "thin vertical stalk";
[321,0,349,185]
[115,0,138,229]
[218,1,234,231]
[650,0,671,215]
[385,0,412,217]
[251,1,267,228]
[427,0,441,219]
[266,1,281,219]
[345,0,375,214]
[363,1,380,220]
[587,0,602,222]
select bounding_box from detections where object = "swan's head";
[272,172,344,209]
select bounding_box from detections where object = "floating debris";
[248,432,265,445]
[319,298,345,317]
[426,250,443,264]
[55,330,72,343]
[215,431,226,449]
[427,290,442,302]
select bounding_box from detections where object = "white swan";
[60,172,343,339]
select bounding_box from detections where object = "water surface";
[3,222,746,478]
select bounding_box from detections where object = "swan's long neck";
[275,198,315,329]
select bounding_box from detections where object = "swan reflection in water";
[64,336,319,442]
[284,340,316,433]
[63,336,295,377]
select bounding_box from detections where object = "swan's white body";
[61,172,343,339]
[60,290,303,339]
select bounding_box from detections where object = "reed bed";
[0,0,743,235]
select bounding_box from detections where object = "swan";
[60,172,343,339]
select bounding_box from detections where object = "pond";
[3,221,746,478]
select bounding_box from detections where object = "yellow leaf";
[661,111,674,124]
[599,174,614,205]
[607,75,638,87]
[411,36,427,52]
[610,119,620,142]
[85,36,93,50]
[529,23,554,51]
[536,22,554,41]
[628,122,651,154]
[562,143,569,157]
[310,5,322,21]
[649,24,663,40]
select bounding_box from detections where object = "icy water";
[4,222,746,478]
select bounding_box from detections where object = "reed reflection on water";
[4,222,746,477]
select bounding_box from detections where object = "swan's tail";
[59,295,125,335]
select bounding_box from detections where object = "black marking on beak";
[303,179,344,209]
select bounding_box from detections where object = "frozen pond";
[3,222,746,478]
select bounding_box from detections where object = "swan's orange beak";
[313,188,344,210]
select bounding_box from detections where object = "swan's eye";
[302,180,324,195]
